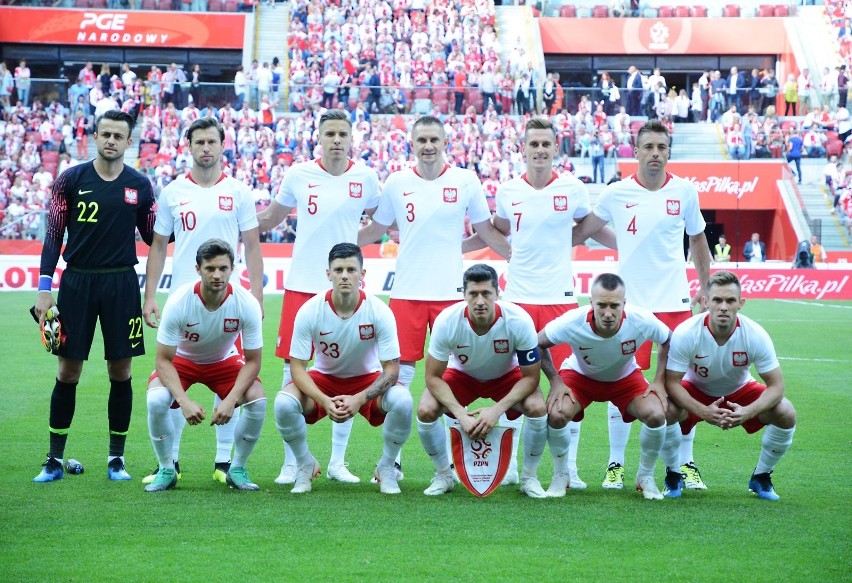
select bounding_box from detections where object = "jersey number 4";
[626,215,637,235]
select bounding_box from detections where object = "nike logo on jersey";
[511,201,523,206]
[308,183,320,188]
[403,191,414,196]
[78,189,93,196]
[319,331,333,336]
[131,342,141,348]
[186,323,199,327]
[694,355,708,359]
[625,203,638,208]
[456,344,470,349]
[179,201,191,206]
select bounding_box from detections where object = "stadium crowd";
[2,0,852,240]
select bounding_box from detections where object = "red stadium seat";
[432,83,450,103]
[223,0,240,11]
[467,89,483,113]
[780,120,799,132]
[617,143,633,158]
[592,5,609,18]
[757,5,774,17]
[692,5,707,17]
[139,0,157,8]
[774,4,790,16]
[723,4,740,17]
[657,6,673,17]
[827,138,843,157]
[674,6,691,17]
[139,143,159,157]
[208,0,224,10]
[74,0,89,7]
[89,0,106,7]
[559,4,576,17]
[413,87,431,101]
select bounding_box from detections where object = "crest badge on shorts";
[449,423,514,497]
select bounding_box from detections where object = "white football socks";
[274,391,312,467]
[213,393,238,464]
[567,420,581,472]
[660,423,682,470]
[607,401,632,466]
[231,398,265,468]
[147,387,176,469]
[418,418,450,472]
[379,385,413,467]
[755,425,795,474]
[329,417,353,467]
[547,423,571,474]
[521,415,547,478]
[679,425,697,466]
[637,423,666,478]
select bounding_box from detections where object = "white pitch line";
[776,300,852,310]
[778,357,846,363]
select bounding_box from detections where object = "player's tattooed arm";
[364,358,401,401]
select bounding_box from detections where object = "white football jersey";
[373,165,491,300]
[157,281,263,364]
[593,173,706,312]
[154,173,259,292]
[543,305,670,382]
[428,300,538,381]
[496,172,590,304]
[290,290,400,377]
[667,313,780,398]
[275,160,380,293]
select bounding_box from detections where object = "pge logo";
[80,12,128,30]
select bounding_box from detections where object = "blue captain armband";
[517,347,540,366]
[38,275,53,293]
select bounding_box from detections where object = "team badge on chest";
[219,196,234,211]
[732,351,749,367]
[666,199,681,215]
[224,318,239,333]
[359,324,374,340]
[493,339,509,353]
[443,187,458,203]
[349,182,362,198]
[553,195,568,211]
[124,188,138,204]
[621,340,637,355]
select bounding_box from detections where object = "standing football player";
[141,116,264,485]
[258,109,380,484]
[34,110,156,482]
[574,120,712,490]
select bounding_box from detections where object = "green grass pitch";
[1,292,850,581]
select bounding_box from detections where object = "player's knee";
[146,386,172,414]
[416,398,441,423]
[383,385,413,416]
[769,398,797,429]
[243,381,266,404]
[522,396,547,418]
[641,408,666,429]
[547,413,568,429]
[242,396,267,418]
[666,403,685,425]
[274,391,302,421]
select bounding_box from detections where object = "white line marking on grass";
[778,357,846,363]
[776,300,852,310]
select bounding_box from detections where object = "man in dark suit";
[625,65,644,116]
[728,66,745,112]
[743,232,766,262]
